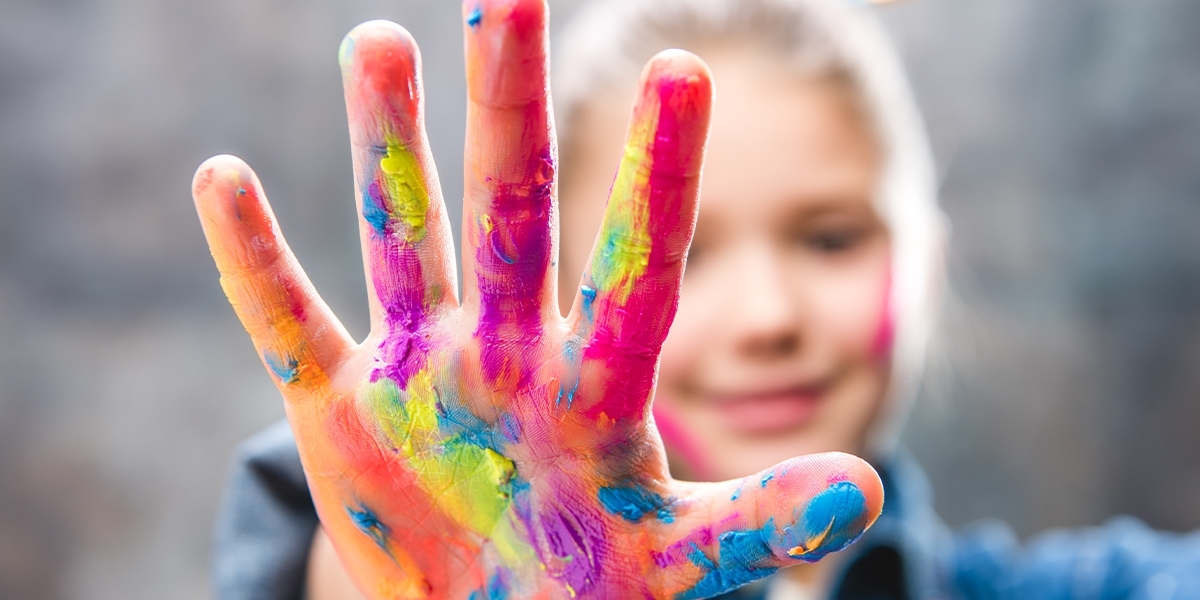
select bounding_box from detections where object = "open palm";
[193,2,882,598]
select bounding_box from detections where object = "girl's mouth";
[708,385,826,435]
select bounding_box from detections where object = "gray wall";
[0,0,1197,598]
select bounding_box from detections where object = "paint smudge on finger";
[347,504,392,553]
[677,528,779,600]
[467,6,483,29]
[590,100,657,305]
[782,481,870,561]
[263,349,299,384]
[371,134,430,241]
[675,481,870,598]
[760,470,775,488]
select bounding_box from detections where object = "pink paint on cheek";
[653,403,715,481]
[871,266,895,361]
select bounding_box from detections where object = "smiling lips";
[710,385,826,435]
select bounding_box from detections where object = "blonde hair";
[552,0,947,458]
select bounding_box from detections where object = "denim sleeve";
[212,420,318,600]
[951,516,1200,600]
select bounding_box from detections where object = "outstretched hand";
[193,2,883,598]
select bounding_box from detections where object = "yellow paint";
[787,517,835,558]
[379,134,429,241]
[490,513,539,568]
[591,99,659,304]
[361,371,536,565]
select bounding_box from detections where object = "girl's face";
[561,48,891,482]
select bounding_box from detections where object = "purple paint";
[473,141,554,384]
[370,238,430,388]
[530,505,605,594]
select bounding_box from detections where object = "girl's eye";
[801,228,864,253]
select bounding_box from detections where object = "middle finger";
[461,0,558,359]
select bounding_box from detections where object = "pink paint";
[653,404,715,481]
[871,263,895,361]
[580,71,708,424]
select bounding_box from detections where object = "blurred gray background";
[1,0,1199,598]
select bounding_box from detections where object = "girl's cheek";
[870,266,895,362]
[657,276,709,391]
[811,260,891,363]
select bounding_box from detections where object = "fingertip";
[463,0,549,107]
[341,20,418,67]
[814,451,885,526]
[643,49,714,114]
[340,20,421,93]
[646,49,713,85]
[463,0,547,35]
[619,50,712,183]
[765,452,884,563]
[191,155,277,261]
[193,154,255,207]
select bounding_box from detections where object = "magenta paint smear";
[472,143,554,385]
[653,404,716,480]
[581,74,698,423]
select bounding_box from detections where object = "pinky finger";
[193,155,354,392]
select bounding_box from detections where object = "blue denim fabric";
[213,421,318,600]
[212,421,1200,600]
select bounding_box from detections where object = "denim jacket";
[213,421,1200,600]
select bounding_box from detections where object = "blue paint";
[598,484,674,523]
[779,481,869,562]
[469,572,509,600]
[760,470,775,488]
[346,505,390,552]
[263,350,299,384]
[556,338,582,408]
[490,230,517,264]
[677,482,871,598]
[362,187,389,234]
[500,412,521,444]
[580,285,597,322]
[434,397,506,454]
[677,525,780,600]
[731,482,743,502]
[467,6,483,28]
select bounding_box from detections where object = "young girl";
[200,0,1200,599]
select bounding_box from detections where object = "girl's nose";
[728,242,802,360]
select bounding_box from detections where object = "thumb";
[656,453,884,599]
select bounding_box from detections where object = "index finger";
[569,51,714,421]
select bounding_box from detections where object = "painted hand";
[192,2,883,598]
